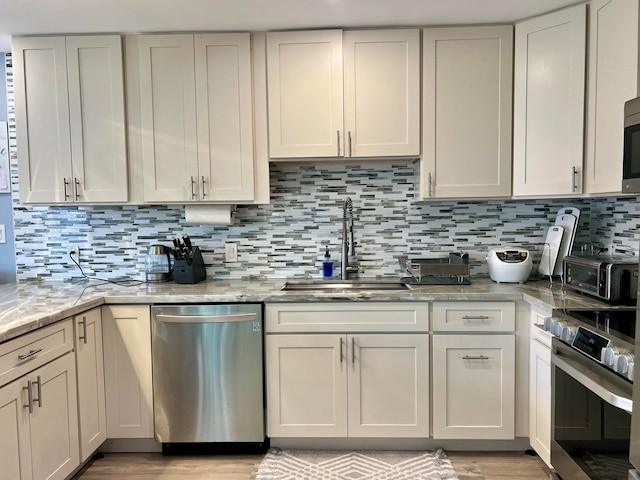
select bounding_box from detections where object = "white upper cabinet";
[13,35,127,204]
[138,33,255,203]
[267,30,344,158]
[343,29,420,158]
[421,26,513,199]
[266,29,420,159]
[513,5,587,196]
[585,0,639,194]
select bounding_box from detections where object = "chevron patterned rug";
[255,447,458,480]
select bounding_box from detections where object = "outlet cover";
[225,243,238,262]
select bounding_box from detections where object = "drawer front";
[432,302,515,332]
[531,321,553,349]
[0,319,74,387]
[265,303,429,333]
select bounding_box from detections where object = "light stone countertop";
[0,277,620,344]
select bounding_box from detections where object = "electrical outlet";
[67,246,80,265]
[224,243,238,263]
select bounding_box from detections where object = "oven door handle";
[552,350,633,413]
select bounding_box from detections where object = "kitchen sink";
[281,280,411,291]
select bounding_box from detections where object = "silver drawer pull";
[78,316,88,344]
[23,380,33,414]
[18,348,43,361]
[33,375,42,408]
[462,315,490,321]
[351,337,355,364]
[339,337,344,364]
[463,355,490,360]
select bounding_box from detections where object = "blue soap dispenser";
[323,246,333,279]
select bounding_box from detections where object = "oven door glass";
[553,359,632,479]
[565,263,599,293]
[623,121,640,180]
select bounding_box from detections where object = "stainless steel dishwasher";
[151,304,265,451]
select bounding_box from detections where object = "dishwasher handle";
[155,313,257,324]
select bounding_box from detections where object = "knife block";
[174,247,207,284]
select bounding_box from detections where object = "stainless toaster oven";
[562,254,638,303]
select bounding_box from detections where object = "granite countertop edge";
[0,277,617,344]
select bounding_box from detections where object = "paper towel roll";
[185,205,234,225]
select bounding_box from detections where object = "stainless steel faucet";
[341,197,359,280]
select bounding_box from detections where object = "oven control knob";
[543,317,554,332]
[628,362,635,381]
[616,354,634,375]
[551,321,568,337]
[560,325,578,343]
[602,347,622,366]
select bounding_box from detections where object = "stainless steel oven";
[546,309,635,479]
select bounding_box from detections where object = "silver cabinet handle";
[78,316,88,344]
[339,337,344,364]
[572,166,578,192]
[201,176,206,199]
[348,131,352,157]
[74,177,81,201]
[23,380,33,414]
[18,348,42,361]
[428,172,433,197]
[351,337,355,364]
[462,315,490,321]
[63,178,70,201]
[155,313,256,324]
[33,375,42,408]
[337,130,341,156]
[463,355,490,360]
[190,176,196,200]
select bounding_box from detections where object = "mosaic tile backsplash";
[5,53,640,282]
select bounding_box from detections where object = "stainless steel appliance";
[151,304,265,451]
[622,96,640,193]
[145,245,172,282]
[545,308,635,479]
[562,255,638,303]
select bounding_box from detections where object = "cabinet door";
[513,5,586,196]
[0,378,32,480]
[432,335,515,439]
[13,36,72,203]
[195,33,255,202]
[347,334,429,437]
[102,305,153,438]
[74,308,106,462]
[529,339,552,467]
[585,0,639,194]
[267,30,344,158]
[343,29,420,158]
[28,352,79,480]
[266,334,347,437]
[66,35,128,203]
[138,34,198,202]
[422,26,513,198]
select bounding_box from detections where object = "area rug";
[255,447,458,479]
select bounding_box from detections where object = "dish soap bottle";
[323,246,333,279]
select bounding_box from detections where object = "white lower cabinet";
[102,305,153,438]
[0,352,79,480]
[265,303,430,439]
[74,308,106,461]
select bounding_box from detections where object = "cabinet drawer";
[531,322,553,349]
[0,319,74,387]
[432,302,515,332]
[265,303,429,333]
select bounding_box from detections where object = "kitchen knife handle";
[78,315,88,344]
[63,178,70,201]
[201,176,206,198]
[190,176,196,200]
[337,130,341,156]
[348,131,352,157]
[572,166,578,192]
[74,177,81,201]
[23,380,33,414]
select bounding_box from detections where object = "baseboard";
[99,438,162,453]
[270,437,532,451]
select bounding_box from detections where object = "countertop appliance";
[622,96,640,193]
[562,254,638,303]
[145,245,172,282]
[486,247,532,283]
[151,304,266,453]
[544,308,635,480]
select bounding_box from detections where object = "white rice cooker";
[486,247,532,283]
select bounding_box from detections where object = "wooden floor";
[74,450,551,480]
